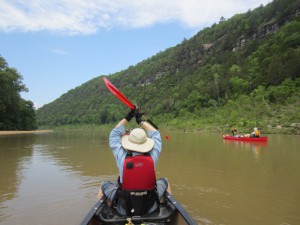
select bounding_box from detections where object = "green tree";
[0,55,36,130]
[19,99,37,130]
[230,77,250,96]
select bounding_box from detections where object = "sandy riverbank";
[0,130,53,136]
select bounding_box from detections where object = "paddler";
[231,127,238,136]
[250,127,261,137]
[97,108,171,216]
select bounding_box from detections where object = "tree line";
[0,56,37,130]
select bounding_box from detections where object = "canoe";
[223,135,267,142]
[80,191,197,225]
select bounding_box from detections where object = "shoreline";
[0,130,53,136]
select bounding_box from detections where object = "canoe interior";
[87,211,187,225]
[82,192,196,225]
[87,200,187,225]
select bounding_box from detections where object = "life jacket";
[254,130,260,137]
[113,153,159,216]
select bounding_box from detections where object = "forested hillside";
[37,0,300,134]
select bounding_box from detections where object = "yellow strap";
[126,218,134,225]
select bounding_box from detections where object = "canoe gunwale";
[223,135,268,142]
[80,198,106,225]
[165,193,198,225]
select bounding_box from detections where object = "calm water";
[0,130,299,225]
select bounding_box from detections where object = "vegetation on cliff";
[36,0,300,134]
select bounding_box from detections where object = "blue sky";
[0,0,270,108]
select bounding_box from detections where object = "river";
[0,129,299,225]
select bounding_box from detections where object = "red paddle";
[103,77,135,109]
[102,77,169,140]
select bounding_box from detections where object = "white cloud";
[0,0,271,35]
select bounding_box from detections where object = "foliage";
[36,0,300,134]
[0,56,37,130]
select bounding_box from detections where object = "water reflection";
[0,131,300,225]
[31,130,117,177]
[223,139,268,159]
[0,130,117,224]
[0,135,36,221]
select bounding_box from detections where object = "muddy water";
[0,130,299,225]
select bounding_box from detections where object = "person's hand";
[124,109,135,122]
[135,111,145,125]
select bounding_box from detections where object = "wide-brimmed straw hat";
[121,128,154,153]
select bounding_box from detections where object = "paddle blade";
[103,77,135,109]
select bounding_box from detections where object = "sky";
[0,0,271,108]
